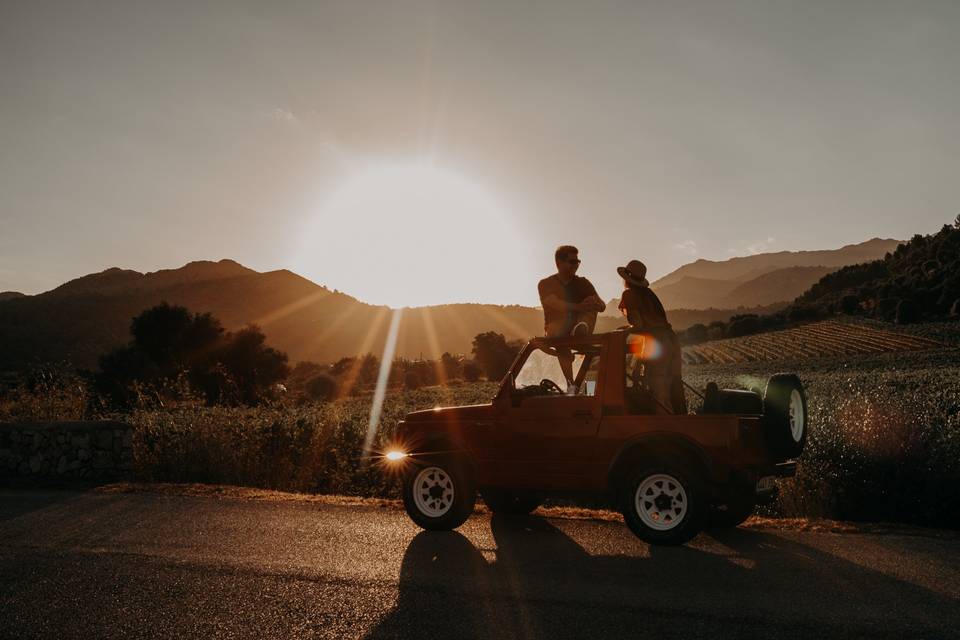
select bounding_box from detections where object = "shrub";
[839,295,860,315]
[895,299,919,324]
[306,373,338,401]
[683,324,708,344]
[462,360,481,382]
[726,315,761,338]
[404,371,421,390]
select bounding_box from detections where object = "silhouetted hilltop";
[795,224,960,319]
[0,260,612,370]
[0,292,26,302]
[650,238,901,309]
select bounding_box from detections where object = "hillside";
[650,238,901,309]
[0,260,625,370]
[794,223,960,319]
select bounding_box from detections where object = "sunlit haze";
[2,1,958,305]
[293,163,536,307]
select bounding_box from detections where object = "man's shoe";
[570,321,590,336]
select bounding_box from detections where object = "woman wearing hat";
[617,260,685,414]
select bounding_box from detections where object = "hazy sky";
[2,0,958,306]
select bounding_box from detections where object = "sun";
[293,163,536,307]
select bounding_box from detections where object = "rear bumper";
[754,461,796,504]
[772,460,796,478]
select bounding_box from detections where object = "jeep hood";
[404,403,493,423]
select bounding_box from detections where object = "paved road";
[1,489,958,639]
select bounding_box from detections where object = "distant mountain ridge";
[653,238,900,286]
[650,238,901,309]
[0,236,904,370]
[0,260,623,370]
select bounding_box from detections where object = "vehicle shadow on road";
[365,515,959,639]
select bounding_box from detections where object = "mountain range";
[646,238,900,310]
[0,238,901,369]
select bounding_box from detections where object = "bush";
[878,298,899,320]
[895,299,919,324]
[682,324,708,344]
[404,371,421,390]
[726,315,761,338]
[839,295,860,315]
[306,374,338,401]
[462,360,481,382]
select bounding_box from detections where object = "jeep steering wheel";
[539,378,564,395]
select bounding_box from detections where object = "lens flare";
[385,451,407,461]
[363,308,404,457]
[627,333,663,360]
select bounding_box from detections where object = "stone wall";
[0,421,133,481]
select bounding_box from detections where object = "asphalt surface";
[1,489,958,639]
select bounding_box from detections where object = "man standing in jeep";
[538,245,606,393]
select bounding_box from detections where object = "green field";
[120,345,960,528]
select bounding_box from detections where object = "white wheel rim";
[413,466,455,518]
[789,389,804,442]
[635,473,688,531]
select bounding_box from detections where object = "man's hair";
[555,245,579,264]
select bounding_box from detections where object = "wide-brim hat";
[617,260,649,288]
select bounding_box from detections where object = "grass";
[5,346,958,529]
[684,348,960,527]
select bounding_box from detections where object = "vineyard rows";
[681,321,947,364]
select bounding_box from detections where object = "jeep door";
[493,341,604,490]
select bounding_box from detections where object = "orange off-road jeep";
[385,330,806,545]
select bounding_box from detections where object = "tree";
[98,304,288,406]
[726,315,761,338]
[440,352,462,380]
[839,295,860,315]
[130,302,223,368]
[404,370,422,390]
[213,325,289,405]
[462,360,481,382]
[471,332,521,381]
[895,299,919,324]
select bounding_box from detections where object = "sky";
[1,0,958,307]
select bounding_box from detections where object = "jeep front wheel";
[402,457,476,531]
[621,463,706,546]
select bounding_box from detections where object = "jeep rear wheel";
[480,489,543,515]
[402,457,476,531]
[621,463,706,546]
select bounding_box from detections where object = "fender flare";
[405,433,478,480]
[607,433,717,491]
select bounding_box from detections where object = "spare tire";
[763,373,807,459]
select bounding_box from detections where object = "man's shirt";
[538,274,599,336]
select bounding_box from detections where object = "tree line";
[91,303,525,407]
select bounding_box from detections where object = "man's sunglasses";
[567,258,581,265]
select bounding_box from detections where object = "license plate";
[756,476,777,493]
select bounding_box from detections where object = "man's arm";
[539,278,581,313]
[579,280,607,313]
[541,293,571,313]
